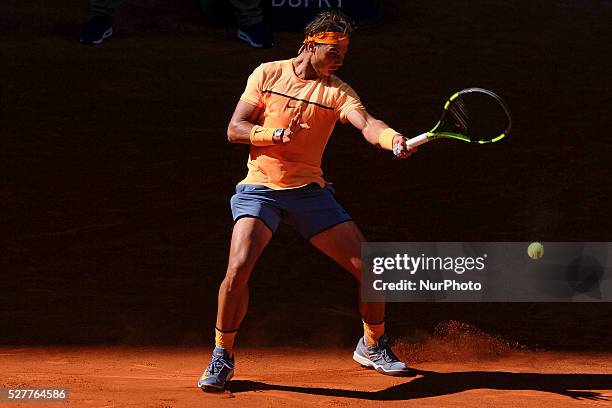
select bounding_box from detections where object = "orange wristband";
[378,128,400,150]
[249,126,276,146]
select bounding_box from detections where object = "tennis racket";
[404,88,512,148]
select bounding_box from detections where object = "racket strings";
[438,91,510,141]
[448,98,469,132]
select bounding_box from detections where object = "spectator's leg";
[80,0,123,45]
[91,0,124,18]
[229,0,274,48]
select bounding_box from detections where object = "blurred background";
[2,0,611,350]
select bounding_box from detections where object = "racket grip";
[404,133,430,148]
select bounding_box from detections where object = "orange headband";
[303,31,349,46]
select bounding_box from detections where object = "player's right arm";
[227,101,261,144]
[227,101,309,145]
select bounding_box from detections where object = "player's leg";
[310,221,411,376]
[217,216,272,333]
[309,220,384,323]
[199,217,273,392]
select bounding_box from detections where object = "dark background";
[2,0,611,350]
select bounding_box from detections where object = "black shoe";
[80,16,113,45]
[236,22,273,48]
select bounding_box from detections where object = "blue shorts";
[230,183,352,239]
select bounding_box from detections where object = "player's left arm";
[346,109,416,159]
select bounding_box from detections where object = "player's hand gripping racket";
[404,88,512,148]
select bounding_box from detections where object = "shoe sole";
[353,351,411,376]
[80,27,113,45]
[198,371,234,392]
[236,30,264,48]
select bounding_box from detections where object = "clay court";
[2,0,612,406]
[2,345,612,407]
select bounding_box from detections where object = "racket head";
[429,88,512,144]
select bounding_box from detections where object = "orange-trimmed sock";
[215,327,237,356]
[363,320,385,346]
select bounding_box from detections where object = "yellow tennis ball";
[528,242,544,260]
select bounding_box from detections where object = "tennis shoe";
[198,347,234,391]
[236,22,274,48]
[353,335,412,376]
[80,16,113,45]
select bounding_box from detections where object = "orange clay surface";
[2,346,611,407]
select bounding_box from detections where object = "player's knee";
[349,257,362,281]
[224,259,251,290]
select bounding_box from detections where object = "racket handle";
[404,133,430,148]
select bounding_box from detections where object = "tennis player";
[199,10,416,391]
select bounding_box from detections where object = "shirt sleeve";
[239,64,265,108]
[336,82,365,123]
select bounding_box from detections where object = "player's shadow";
[228,370,612,401]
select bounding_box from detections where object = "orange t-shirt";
[238,59,364,189]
